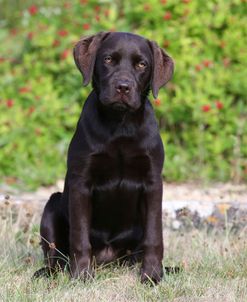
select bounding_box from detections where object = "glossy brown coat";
[34,32,174,284]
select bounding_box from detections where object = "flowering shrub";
[0,0,247,189]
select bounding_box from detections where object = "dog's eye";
[136,61,146,69]
[104,56,112,64]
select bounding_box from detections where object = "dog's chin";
[111,102,129,111]
[100,97,140,112]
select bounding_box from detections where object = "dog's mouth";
[99,92,140,112]
[111,102,130,111]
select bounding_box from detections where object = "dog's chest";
[89,145,150,234]
[89,146,151,187]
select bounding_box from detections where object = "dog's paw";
[140,264,163,285]
[32,267,57,280]
[70,263,94,281]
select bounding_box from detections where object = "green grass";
[0,204,247,301]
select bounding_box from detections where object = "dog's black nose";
[116,81,130,95]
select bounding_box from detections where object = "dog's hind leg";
[33,192,69,278]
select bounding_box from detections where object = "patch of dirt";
[164,182,247,203]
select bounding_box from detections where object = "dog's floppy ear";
[149,41,174,99]
[73,32,110,86]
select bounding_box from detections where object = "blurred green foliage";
[0,0,247,189]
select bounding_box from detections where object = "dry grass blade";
[0,207,247,301]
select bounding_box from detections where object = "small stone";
[172,220,181,230]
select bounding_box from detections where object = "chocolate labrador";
[34,32,174,284]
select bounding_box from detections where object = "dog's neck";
[91,92,146,137]
[96,96,146,125]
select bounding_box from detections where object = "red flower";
[154,99,161,106]
[143,4,151,11]
[63,2,71,9]
[182,0,190,3]
[52,39,60,47]
[215,100,223,110]
[35,128,42,136]
[95,15,100,22]
[80,0,88,3]
[160,0,167,4]
[0,58,5,63]
[28,5,38,16]
[219,41,226,48]
[58,29,68,37]
[94,5,101,12]
[19,87,31,94]
[10,28,18,36]
[28,106,35,115]
[104,9,110,17]
[201,104,211,112]
[38,24,48,31]
[163,11,172,20]
[203,60,213,68]
[83,23,90,30]
[223,57,230,67]
[27,32,34,40]
[163,40,170,48]
[195,64,202,72]
[61,49,70,60]
[6,99,14,108]
[183,8,190,16]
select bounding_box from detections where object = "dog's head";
[74,32,174,112]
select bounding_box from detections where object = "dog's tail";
[33,192,63,280]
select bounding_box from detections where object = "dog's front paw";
[71,268,94,281]
[32,266,57,279]
[70,259,94,281]
[140,263,163,285]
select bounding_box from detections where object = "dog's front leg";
[69,180,92,280]
[141,179,163,284]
